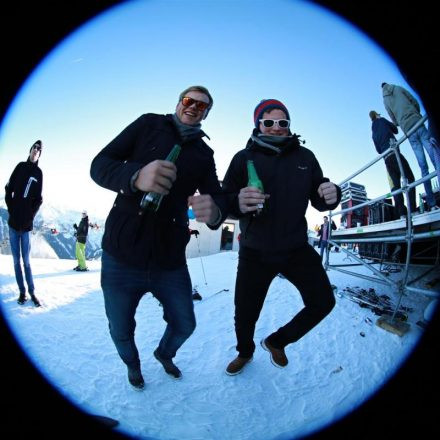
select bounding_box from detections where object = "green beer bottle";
[247,160,265,215]
[140,144,181,212]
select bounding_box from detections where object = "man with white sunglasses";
[222,99,341,375]
[90,86,226,389]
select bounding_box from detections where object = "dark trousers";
[101,251,195,369]
[385,152,416,217]
[234,244,335,358]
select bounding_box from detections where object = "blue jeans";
[101,251,196,369]
[320,240,328,260]
[408,125,438,207]
[9,227,35,294]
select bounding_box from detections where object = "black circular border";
[1,1,439,438]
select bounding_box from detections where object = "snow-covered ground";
[0,250,437,439]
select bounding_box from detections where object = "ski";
[340,287,411,320]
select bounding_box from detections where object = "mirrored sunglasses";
[181,96,209,112]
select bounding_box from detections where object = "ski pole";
[195,235,207,285]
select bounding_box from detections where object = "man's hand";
[134,160,177,194]
[238,186,269,214]
[188,194,220,224]
[317,182,338,206]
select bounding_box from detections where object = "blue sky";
[0,0,430,228]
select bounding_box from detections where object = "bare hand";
[238,186,269,214]
[134,160,177,194]
[188,194,220,224]
[317,182,338,205]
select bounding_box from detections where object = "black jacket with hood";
[5,158,43,232]
[222,130,341,255]
[90,113,227,270]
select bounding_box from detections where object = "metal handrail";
[325,113,440,320]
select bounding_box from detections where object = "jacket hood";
[382,83,395,97]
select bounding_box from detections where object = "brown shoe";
[225,356,253,376]
[261,338,288,368]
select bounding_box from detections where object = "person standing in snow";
[221,99,341,375]
[90,85,227,390]
[382,82,439,210]
[317,215,337,260]
[369,110,416,218]
[73,210,90,271]
[4,140,43,307]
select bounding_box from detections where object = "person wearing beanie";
[90,86,227,389]
[222,99,341,375]
[73,210,92,271]
[382,82,439,210]
[4,140,43,307]
[369,110,416,218]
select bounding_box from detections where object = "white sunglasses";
[259,119,290,128]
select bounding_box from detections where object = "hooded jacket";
[5,159,43,231]
[222,131,341,253]
[382,83,423,134]
[90,113,227,269]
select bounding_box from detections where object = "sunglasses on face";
[181,96,210,112]
[33,146,42,152]
[260,119,290,129]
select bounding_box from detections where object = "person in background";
[382,82,439,210]
[90,85,226,390]
[4,140,43,307]
[73,210,91,271]
[318,215,337,260]
[369,110,417,218]
[221,99,341,376]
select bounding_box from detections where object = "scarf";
[172,113,202,141]
[250,133,294,154]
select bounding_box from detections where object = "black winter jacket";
[74,216,89,244]
[90,113,226,269]
[5,159,43,232]
[371,117,398,154]
[222,133,341,254]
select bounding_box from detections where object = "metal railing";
[323,114,440,321]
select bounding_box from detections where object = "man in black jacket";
[73,210,90,271]
[4,140,43,307]
[90,85,226,389]
[222,99,341,375]
[369,110,416,218]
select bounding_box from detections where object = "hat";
[254,99,290,128]
[29,140,43,154]
[82,210,88,216]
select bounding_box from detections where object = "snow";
[0,250,436,439]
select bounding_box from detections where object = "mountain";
[0,199,104,260]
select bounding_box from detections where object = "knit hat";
[254,99,290,128]
[29,140,43,154]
